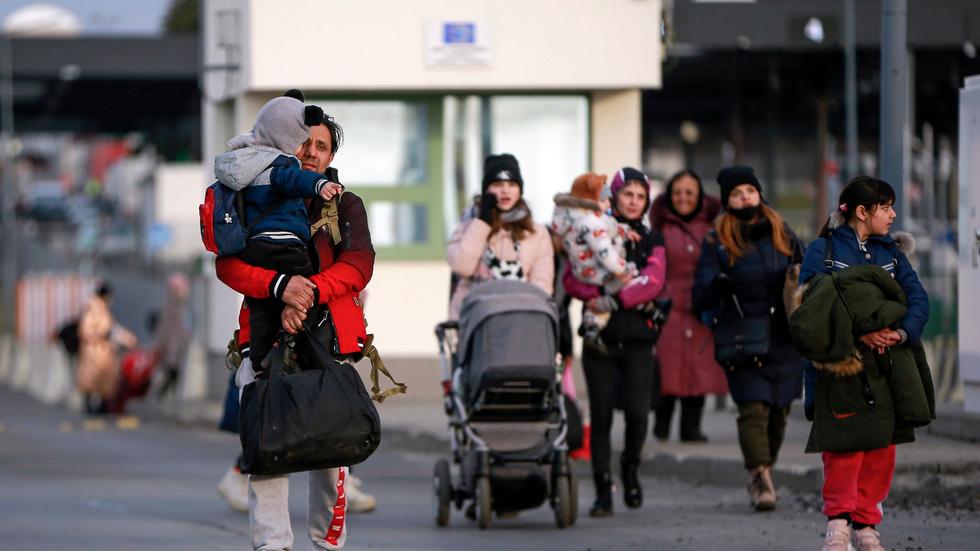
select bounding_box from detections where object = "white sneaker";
[822,519,855,551]
[346,474,376,513]
[216,467,249,512]
[854,527,885,551]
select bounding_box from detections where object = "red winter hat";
[570,172,607,202]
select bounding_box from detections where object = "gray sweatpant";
[239,359,348,550]
[249,468,348,550]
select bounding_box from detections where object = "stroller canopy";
[456,280,559,365]
[456,280,560,410]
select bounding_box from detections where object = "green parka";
[788,265,935,453]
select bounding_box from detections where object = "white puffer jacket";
[551,193,627,286]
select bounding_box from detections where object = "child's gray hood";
[214,145,292,191]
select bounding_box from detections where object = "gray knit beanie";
[249,94,324,154]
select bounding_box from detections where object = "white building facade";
[201,0,663,357]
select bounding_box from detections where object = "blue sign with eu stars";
[443,23,475,44]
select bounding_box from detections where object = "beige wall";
[364,262,451,357]
[591,89,643,176]
[234,0,661,91]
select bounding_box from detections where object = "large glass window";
[489,96,590,224]
[308,95,589,260]
[443,95,590,232]
[368,202,429,247]
[316,101,428,187]
[310,97,443,259]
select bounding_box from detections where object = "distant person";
[154,273,192,398]
[76,282,136,414]
[562,167,666,517]
[692,165,804,512]
[648,170,726,443]
[446,153,554,318]
[796,176,932,551]
[215,109,375,550]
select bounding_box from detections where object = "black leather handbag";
[239,327,381,476]
[711,241,776,370]
[712,294,771,370]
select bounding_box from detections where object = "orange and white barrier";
[15,274,97,343]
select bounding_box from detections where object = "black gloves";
[477,192,497,225]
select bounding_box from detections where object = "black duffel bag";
[239,327,381,476]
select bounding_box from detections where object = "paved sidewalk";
[125,351,980,495]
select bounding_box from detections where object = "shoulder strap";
[884,240,901,271]
[310,167,343,244]
[823,232,834,272]
[710,234,747,317]
[310,194,343,244]
[361,334,407,402]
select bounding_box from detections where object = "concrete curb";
[928,406,980,443]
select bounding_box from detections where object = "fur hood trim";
[891,231,915,256]
[553,193,600,211]
[814,351,865,377]
[787,271,865,377]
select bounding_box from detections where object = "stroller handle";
[434,320,459,340]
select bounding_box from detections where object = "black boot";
[652,396,675,441]
[589,472,613,517]
[679,396,708,443]
[157,367,179,399]
[621,459,642,509]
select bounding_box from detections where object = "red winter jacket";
[648,192,727,397]
[220,193,375,355]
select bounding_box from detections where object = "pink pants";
[821,444,896,525]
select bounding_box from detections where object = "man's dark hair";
[96,282,112,298]
[281,90,343,154]
[321,113,344,155]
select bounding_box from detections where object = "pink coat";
[446,217,554,319]
[649,193,728,397]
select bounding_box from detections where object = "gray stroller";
[433,280,577,529]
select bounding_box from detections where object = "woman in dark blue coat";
[692,166,804,512]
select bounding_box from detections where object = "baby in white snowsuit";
[552,172,633,342]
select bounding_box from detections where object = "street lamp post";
[880,0,908,230]
[844,0,858,180]
[0,32,17,335]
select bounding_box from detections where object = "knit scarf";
[740,218,773,242]
[499,204,530,224]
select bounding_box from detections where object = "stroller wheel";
[474,476,492,530]
[433,459,451,527]
[553,475,572,529]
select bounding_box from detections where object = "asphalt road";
[0,387,976,551]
